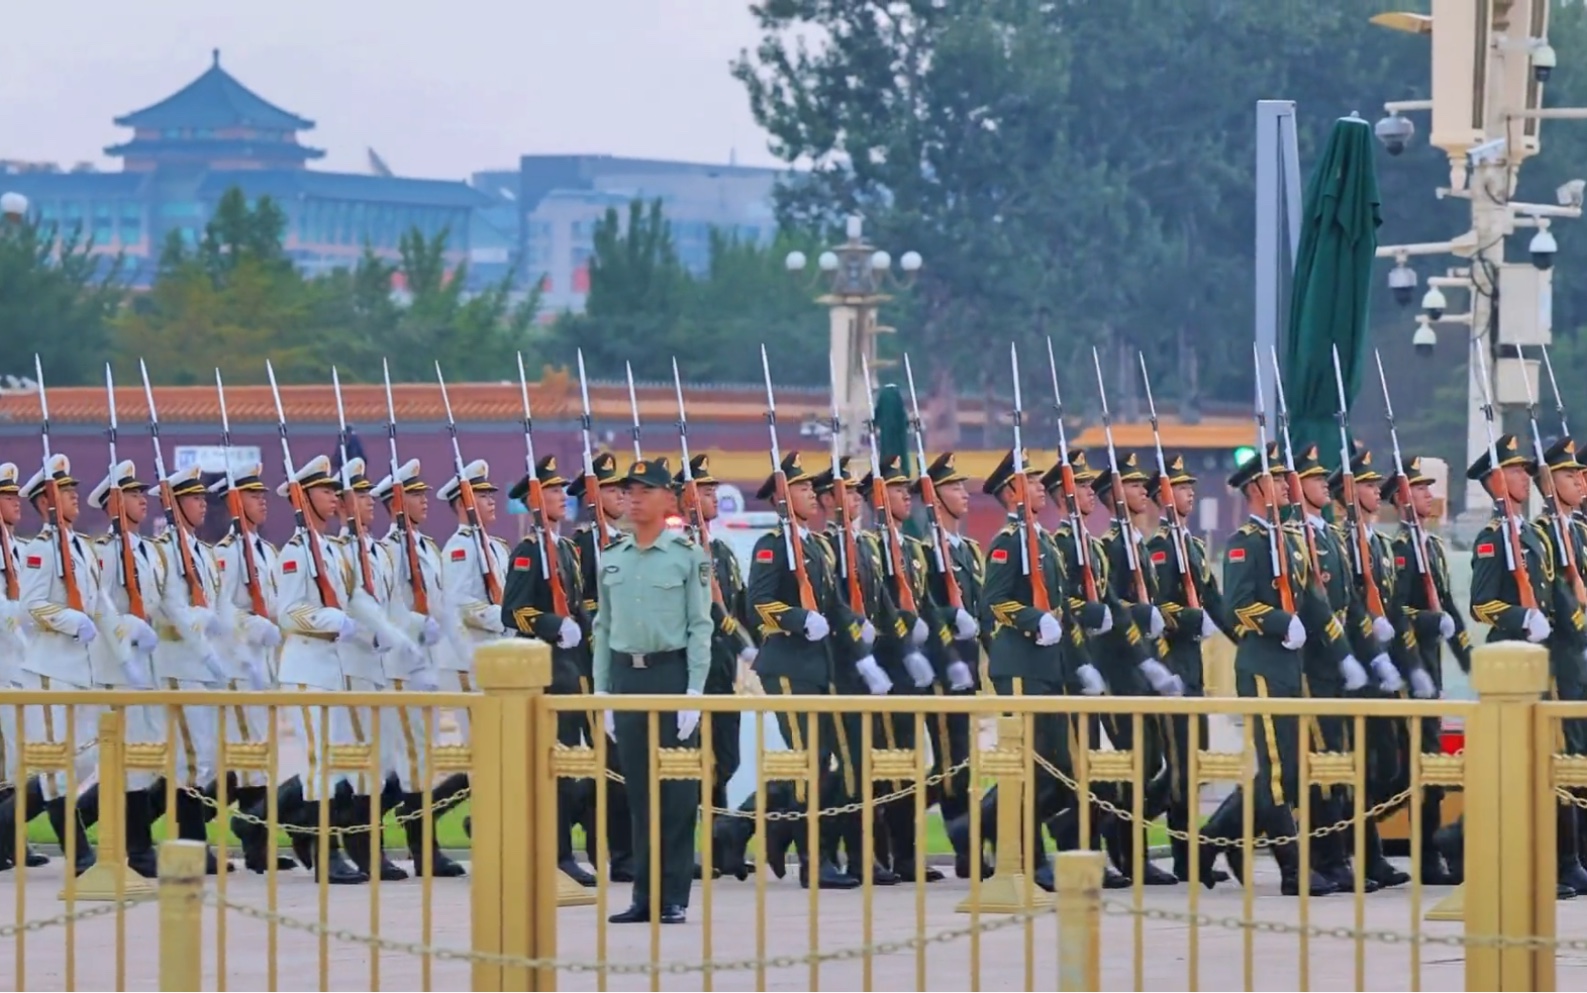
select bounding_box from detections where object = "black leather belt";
[618,649,686,670]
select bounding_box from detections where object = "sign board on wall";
[173,446,262,475]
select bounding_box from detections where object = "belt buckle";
[631,653,648,669]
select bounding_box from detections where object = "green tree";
[0,213,123,385]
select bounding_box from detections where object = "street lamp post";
[786,216,921,456]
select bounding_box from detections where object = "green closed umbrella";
[1281,114,1383,465]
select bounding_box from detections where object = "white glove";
[1139,658,1182,696]
[953,608,979,640]
[419,616,442,647]
[127,617,159,654]
[1076,663,1106,696]
[121,657,154,690]
[1089,607,1114,636]
[371,635,394,655]
[1524,608,1551,643]
[1438,613,1456,640]
[860,619,876,647]
[200,651,229,684]
[1371,615,1395,645]
[1200,612,1219,640]
[1146,606,1165,639]
[738,646,758,667]
[243,614,281,649]
[911,617,929,645]
[903,651,935,688]
[595,691,617,741]
[241,655,271,691]
[335,612,360,643]
[557,616,582,649]
[803,612,830,641]
[408,665,440,692]
[1370,654,1405,693]
[1340,654,1369,692]
[196,608,226,640]
[1282,616,1307,650]
[1409,667,1437,699]
[676,690,703,740]
[946,660,975,691]
[64,610,97,644]
[1035,612,1062,646]
[855,655,892,695]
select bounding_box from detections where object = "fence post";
[956,713,1054,913]
[1437,641,1549,990]
[157,839,206,991]
[69,710,156,901]
[470,638,557,992]
[1055,850,1104,991]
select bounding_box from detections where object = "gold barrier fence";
[2,639,1582,990]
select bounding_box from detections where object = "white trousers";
[156,678,219,790]
[14,671,99,801]
[281,681,372,802]
[436,667,474,743]
[217,678,274,790]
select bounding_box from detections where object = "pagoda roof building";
[104,49,324,169]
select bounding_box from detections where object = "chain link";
[180,784,471,837]
[1031,752,1412,848]
[595,759,974,820]
[1,893,160,938]
[1556,787,1587,809]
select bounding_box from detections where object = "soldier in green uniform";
[500,454,596,887]
[861,453,950,882]
[1328,447,1417,890]
[569,450,633,881]
[670,454,758,878]
[914,452,984,875]
[1093,450,1183,885]
[746,450,866,890]
[1199,451,1353,897]
[1143,452,1237,882]
[1382,454,1468,885]
[592,457,713,925]
[1465,433,1579,899]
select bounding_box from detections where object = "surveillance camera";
[1422,286,1447,321]
[1387,262,1418,307]
[1557,179,1584,209]
[1375,113,1415,156]
[1530,226,1558,270]
[1533,41,1557,83]
[1413,319,1437,356]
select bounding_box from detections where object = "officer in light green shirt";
[592,456,714,925]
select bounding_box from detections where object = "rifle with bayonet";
[217,367,270,619]
[33,356,80,611]
[1137,354,1199,611]
[575,349,612,564]
[382,358,428,616]
[1330,344,1388,621]
[861,355,917,617]
[1009,344,1050,612]
[141,358,209,609]
[1519,344,1587,605]
[676,357,754,653]
[1047,338,1099,602]
[436,361,503,606]
[625,361,643,462]
[1374,350,1441,614]
[266,359,341,610]
[333,367,376,597]
[903,353,964,611]
[1472,339,1538,609]
[761,345,817,610]
[1091,346,1150,605]
[517,352,570,618]
[105,362,146,620]
[827,354,866,616]
[1252,345,1296,615]
[1269,348,1326,587]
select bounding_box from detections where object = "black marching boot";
[175,785,230,875]
[124,790,159,878]
[46,796,96,875]
[343,793,407,882]
[1558,805,1587,895]
[1418,790,1459,885]
[231,785,297,872]
[1361,818,1410,889]
[0,779,51,869]
[403,791,467,877]
[712,794,757,881]
[945,786,996,881]
[1267,807,1336,897]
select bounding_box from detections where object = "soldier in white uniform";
[17,455,156,875]
[207,464,297,874]
[140,465,231,872]
[374,458,466,877]
[334,457,423,882]
[268,454,368,884]
[439,459,510,688]
[0,462,51,870]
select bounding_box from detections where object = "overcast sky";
[0,0,782,180]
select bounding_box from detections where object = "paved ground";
[4,853,1578,991]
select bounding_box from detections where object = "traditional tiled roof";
[104,138,324,163]
[198,170,489,208]
[113,50,314,132]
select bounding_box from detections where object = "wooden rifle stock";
[1341,473,1387,618]
[107,486,146,619]
[160,478,210,609]
[287,480,342,609]
[1392,474,1443,613]
[0,525,17,601]
[227,489,271,619]
[527,475,570,617]
[829,474,866,614]
[1153,471,1200,610]
[916,473,964,610]
[388,479,430,616]
[872,475,916,613]
[1013,472,1050,613]
[45,480,84,612]
[1487,472,1538,610]
[775,471,818,611]
[1260,472,1297,614]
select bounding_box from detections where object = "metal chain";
[1555,787,1587,809]
[180,784,471,837]
[0,893,160,938]
[207,891,1059,972]
[1032,752,1413,849]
